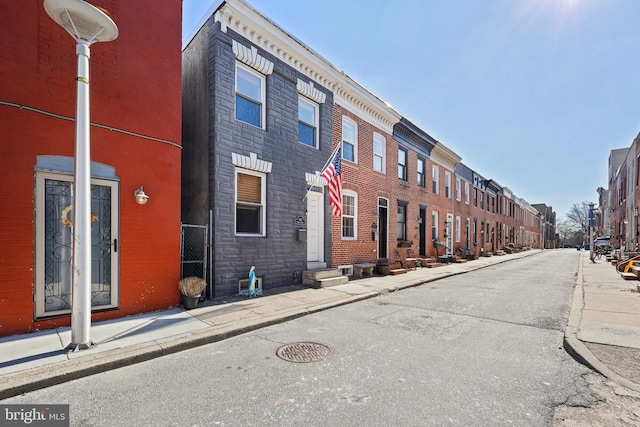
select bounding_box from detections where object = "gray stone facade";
[182,18,334,297]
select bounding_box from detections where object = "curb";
[0,250,547,400]
[562,253,640,393]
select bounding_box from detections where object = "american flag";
[322,147,342,217]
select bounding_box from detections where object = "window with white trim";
[432,166,439,195]
[455,216,461,242]
[235,63,265,128]
[342,191,357,239]
[417,158,425,187]
[465,182,470,204]
[456,177,461,201]
[445,172,451,199]
[298,96,318,148]
[342,117,357,163]
[373,133,385,173]
[235,169,266,236]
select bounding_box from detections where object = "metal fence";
[180,224,209,297]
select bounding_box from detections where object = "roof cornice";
[393,117,437,156]
[431,141,462,169]
[213,0,401,133]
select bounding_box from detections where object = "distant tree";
[564,201,596,245]
[556,219,570,243]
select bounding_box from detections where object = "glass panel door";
[35,172,119,318]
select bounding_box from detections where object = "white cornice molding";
[232,152,273,173]
[214,0,401,134]
[431,142,462,170]
[232,40,274,75]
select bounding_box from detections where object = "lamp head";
[44,0,118,44]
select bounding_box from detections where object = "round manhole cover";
[276,342,332,363]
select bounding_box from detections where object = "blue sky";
[182,0,640,220]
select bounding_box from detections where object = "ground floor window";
[342,192,357,239]
[236,169,266,236]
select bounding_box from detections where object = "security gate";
[180,224,209,298]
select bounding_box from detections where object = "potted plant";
[179,276,206,310]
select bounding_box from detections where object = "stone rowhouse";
[0,0,182,337]
[182,0,337,297]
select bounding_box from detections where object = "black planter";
[181,295,199,310]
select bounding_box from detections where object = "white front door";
[306,188,324,262]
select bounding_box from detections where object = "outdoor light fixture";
[134,187,150,205]
[44,0,118,351]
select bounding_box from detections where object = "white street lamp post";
[44,0,118,351]
[589,202,595,263]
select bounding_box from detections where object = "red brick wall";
[331,106,387,266]
[0,1,182,336]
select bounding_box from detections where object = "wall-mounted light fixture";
[417,216,423,224]
[134,187,149,205]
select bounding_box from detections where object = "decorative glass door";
[35,172,119,318]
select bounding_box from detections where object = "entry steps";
[302,268,348,288]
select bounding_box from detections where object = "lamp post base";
[65,341,95,352]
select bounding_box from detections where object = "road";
[5,250,610,426]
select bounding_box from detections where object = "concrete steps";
[302,268,348,288]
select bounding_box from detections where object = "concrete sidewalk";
[1,248,639,399]
[565,250,640,392]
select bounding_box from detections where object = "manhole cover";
[276,342,332,363]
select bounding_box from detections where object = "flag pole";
[302,143,341,202]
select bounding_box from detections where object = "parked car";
[594,236,612,254]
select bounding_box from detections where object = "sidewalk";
[565,250,640,392]
[1,248,639,399]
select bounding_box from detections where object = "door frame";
[34,171,120,319]
[377,197,389,259]
[306,187,324,263]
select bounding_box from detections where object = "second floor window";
[398,148,408,181]
[445,172,451,199]
[417,158,425,187]
[465,182,470,204]
[342,117,357,163]
[432,166,439,194]
[298,97,318,148]
[456,178,461,201]
[235,64,264,128]
[373,133,385,173]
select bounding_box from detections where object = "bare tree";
[565,201,595,246]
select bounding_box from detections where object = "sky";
[182,0,640,220]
